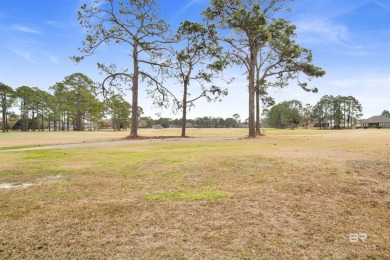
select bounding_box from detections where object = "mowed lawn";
[0,128,329,150]
[0,129,389,259]
[0,128,251,149]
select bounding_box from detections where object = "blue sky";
[0,0,389,119]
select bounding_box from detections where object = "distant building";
[49,121,97,131]
[360,115,390,128]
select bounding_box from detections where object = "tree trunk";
[1,97,5,132]
[22,106,28,132]
[343,101,346,128]
[66,112,70,131]
[1,108,5,133]
[41,113,45,131]
[32,111,36,131]
[62,113,66,131]
[1,111,5,132]
[325,112,328,129]
[248,51,256,138]
[130,41,139,137]
[75,111,84,131]
[256,88,260,135]
[5,112,8,132]
[349,106,353,128]
[181,81,188,137]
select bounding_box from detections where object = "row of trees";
[0,73,132,132]
[140,114,243,129]
[73,0,325,138]
[312,95,363,129]
[2,75,244,132]
[266,95,363,129]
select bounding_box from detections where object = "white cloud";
[344,50,376,57]
[11,24,41,34]
[49,55,60,64]
[8,48,34,62]
[374,0,390,11]
[173,0,204,20]
[266,70,390,119]
[295,16,349,45]
[329,73,390,89]
[330,80,349,87]
[46,20,66,29]
[325,73,390,117]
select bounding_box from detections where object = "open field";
[0,129,389,259]
[0,128,335,150]
[0,128,246,149]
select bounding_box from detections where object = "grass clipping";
[144,188,230,201]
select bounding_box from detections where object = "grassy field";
[0,128,246,149]
[0,129,389,259]
[0,128,334,149]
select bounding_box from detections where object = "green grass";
[144,188,230,201]
[21,149,77,160]
[0,144,44,150]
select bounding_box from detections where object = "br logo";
[349,233,367,243]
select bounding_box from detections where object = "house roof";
[361,115,390,123]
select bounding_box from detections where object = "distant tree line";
[0,73,132,132]
[1,76,246,132]
[139,114,243,129]
[265,95,364,129]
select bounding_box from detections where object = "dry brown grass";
[0,129,389,259]
[0,128,249,149]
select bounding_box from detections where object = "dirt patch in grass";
[0,175,64,189]
[0,129,389,259]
